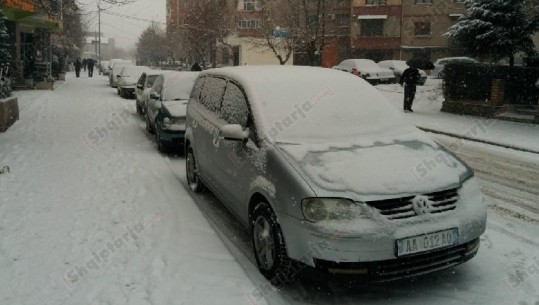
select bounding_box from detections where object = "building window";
[366,0,387,5]
[415,0,432,3]
[414,22,431,36]
[335,14,350,27]
[238,19,260,29]
[244,0,255,11]
[361,19,384,37]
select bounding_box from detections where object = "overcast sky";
[78,0,166,50]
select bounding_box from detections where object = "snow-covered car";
[146,71,199,152]
[378,60,428,85]
[109,60,133,88]
[117,65,150,99]
[432,57,477,79]
[185,66,487,284]
[333,59,395,84]
[135,71,163,115]
[99,60,109,75]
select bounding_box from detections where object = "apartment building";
[166,0,467,67]
[400,0,467,60]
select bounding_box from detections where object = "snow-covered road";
[1,73,539,305]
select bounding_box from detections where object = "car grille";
[314,238,479,282]
[366,188,459,220]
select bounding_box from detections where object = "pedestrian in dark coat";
[74,59,82,78]
[191,62,202,71]
[399,66,421,112]
[87,59,95,77]
[82,58,87,72]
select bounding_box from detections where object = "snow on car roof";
[201,66,428,146]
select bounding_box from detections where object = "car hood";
[162,100,188,118]
[275,139,468,201]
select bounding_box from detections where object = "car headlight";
[163,117,186,130]
[302,198,361,222]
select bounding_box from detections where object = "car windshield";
[121,67,147,77]
[240,67,416,144]
[146,75,159,87]
[162,73,199,101]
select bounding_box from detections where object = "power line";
[101,10,166,25]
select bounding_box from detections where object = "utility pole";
[97,3,102,74]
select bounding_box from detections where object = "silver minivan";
[184,66,487,284]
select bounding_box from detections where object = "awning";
[357,15,388,20]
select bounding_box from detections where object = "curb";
[418,127,539,155]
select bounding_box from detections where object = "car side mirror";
[117,74,121,78]
[220,124,249,142]
[137,84,143,89]
[150,91,160,100]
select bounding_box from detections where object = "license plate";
[396,229,458,257]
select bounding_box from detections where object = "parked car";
[333,59,395,84]
[109,61,133,87]
[135,71,163,114]
[146,71,199,152]
[99,60,110,75]
[432,57,478,79]
[117,66,150,98]
[185,66,487,285]
[378,60,428,85]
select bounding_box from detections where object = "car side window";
[138,74,145,86]
[200,77,227,114]
[151,76,163,97]
[220,82,249,127]
[190,76,206,101]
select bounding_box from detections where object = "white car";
[432,57,477,79]
[333,59,395,84]
[185,66,487,284]
[109,60,134,87]
[135,71,163,115]
[117,66,150,99]
[378,60,428,85]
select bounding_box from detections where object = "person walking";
[82,58,87,72]
[87,59,95,77]
[399,66,420,113]
[191,62,202,71]
[74,59,82,78]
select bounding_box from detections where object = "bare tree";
[254,0,345,66]
[183,0,235,67]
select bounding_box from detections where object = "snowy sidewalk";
[378,80,539,154]
[0,73,266,305]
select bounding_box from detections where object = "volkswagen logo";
[411,195,432,215]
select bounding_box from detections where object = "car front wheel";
[251,201,297,286]
[186,147,204,192]
[145,115,154,134]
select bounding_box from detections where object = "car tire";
[145,115,154,134]
[186,147,204,193]
[155,125,167,153]
[251,201,297,286]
